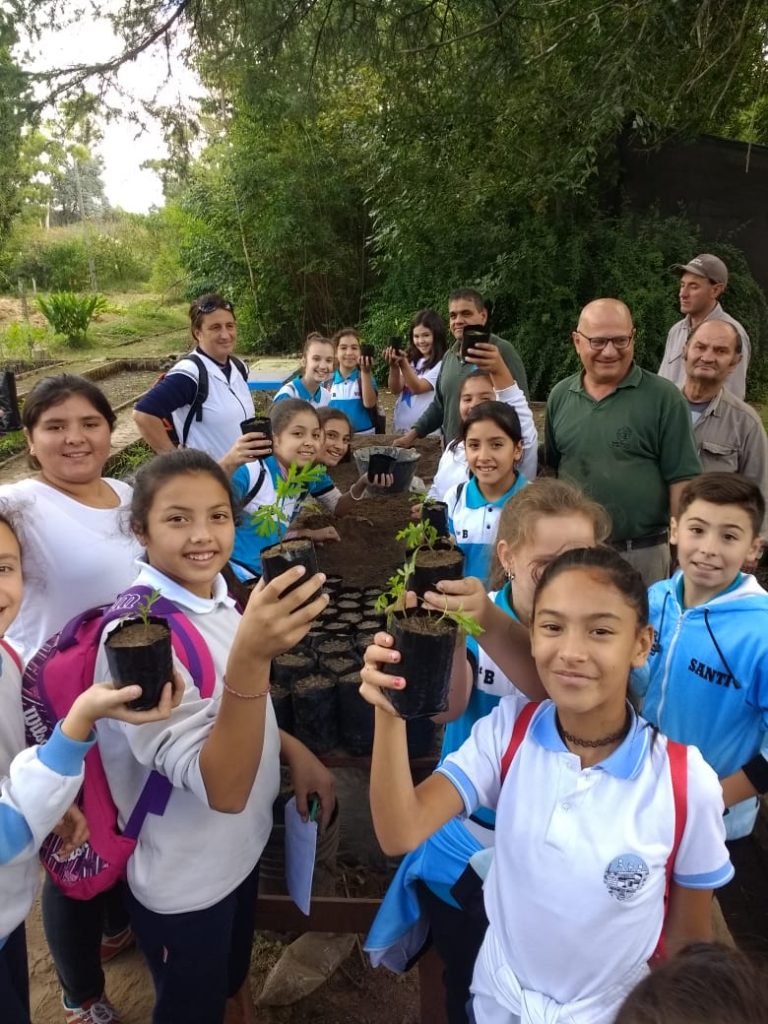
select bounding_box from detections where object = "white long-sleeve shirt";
[0,640,94,945]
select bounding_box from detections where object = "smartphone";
[460,325,492,362]
[240,417,273,455]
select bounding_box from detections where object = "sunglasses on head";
[194,299,235,316]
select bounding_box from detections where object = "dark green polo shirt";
[545,364,701,541]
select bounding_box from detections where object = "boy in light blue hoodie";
[633,473,767,839]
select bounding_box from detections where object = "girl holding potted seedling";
[0,375,143,1022]
[361,546,732,1024]
[386,310,447,434]
[92,448,335,1024]
[424,371,538,507]
[272,333,335,408]
[220,398,394,580]
[0,506,183,1024]
[328,327,379,433]
[445,401,529,583]
[366,480,611,1023]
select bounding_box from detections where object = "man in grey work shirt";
[658,253,750,399]
[681,318,767,533]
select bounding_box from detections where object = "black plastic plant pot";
[422,501,450,538]
[316,637,355,659]
[412,545,465,600]
[271,651,316,688]
[325,575,344,590]
[323,621,353,637]
[261,539,320,605]
[338,671,374,756]
[460,325,492,361]
[240,416,272,443]
[271,684,294,733]
[336,598,361,612]
[359,617,384,633]
[338,612,363,627]
[355,632,378,657]
[368,451,395,483]
[292,674,339,754]
[105,616,173,711]
[318,654,360,680]
[383,610,457,720]
[361,343,375,359]
[388,335,403,353]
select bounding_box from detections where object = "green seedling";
[250,462,329,538]
[374,556,416,615]
[396,520,439,553]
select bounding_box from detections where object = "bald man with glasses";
[544,299,701,585]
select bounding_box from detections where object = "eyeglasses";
[194,299,235,316]
[576,331,634,351]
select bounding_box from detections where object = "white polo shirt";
[94,563,280,914]
[439,696,732,1014]
[169,352,254,460]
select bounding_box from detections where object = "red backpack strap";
[0,637,22,675]
[664,739,688,894]
[500,702,541,784]
[649,738,688,966]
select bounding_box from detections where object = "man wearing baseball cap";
[658,253,750,399]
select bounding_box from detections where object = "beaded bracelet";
[222,677,271,700]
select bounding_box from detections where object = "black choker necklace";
[557,710,630,749]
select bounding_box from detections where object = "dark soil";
[300,436,442,588]
[105,621,168,647]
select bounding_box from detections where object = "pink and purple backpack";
[21,585,216,900]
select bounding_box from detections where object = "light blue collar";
[295,378,324,403]
[333,367,359,384]
[465,471,528,509]
[531,701,650,779]
[495,582,518,621]
[134,561,235,613]
[677,569,744,609]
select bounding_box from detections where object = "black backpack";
[151,353,249,447]
[0,372,22,434]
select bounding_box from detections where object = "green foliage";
[250,462,329,536]
[396,521,439,553]
[37,291,107,347]
[0,321,52,361]
[0,431,26,461]
[136,588,162,629]
[374,557,416,615]
[2,219,152,291]
[0,12,31,253]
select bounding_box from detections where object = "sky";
[18,5,202,213]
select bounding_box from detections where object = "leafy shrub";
[37,292,107,348]
[0,321,52,360]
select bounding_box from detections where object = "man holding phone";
[394,288,529,445]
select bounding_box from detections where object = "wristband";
[222,677,271,700]
[742,754,768,794]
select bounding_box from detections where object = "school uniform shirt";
[365,588,525,971]
[135,348,253,460]
[230,455,338,579]
[440,696,733,1022]
[425,385,538,502]
[272,378,332,408]
[0,478,141,661]
[446,472,528,584]
[393,358,442,433]
[427,442,468,503]
[0,640,95,945]
[633,570,768,839]
[328,368,377,434]
[93,563,281,915]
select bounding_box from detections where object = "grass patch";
[104,440,155,480]
[0,431,27,462]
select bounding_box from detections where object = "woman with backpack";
[133,294,270,461]
[0,375,142,1022]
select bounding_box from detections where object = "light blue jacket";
[633,570,768,838]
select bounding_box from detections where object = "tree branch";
[24,0,190,109]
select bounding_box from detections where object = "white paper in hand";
[284,795,318,915]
